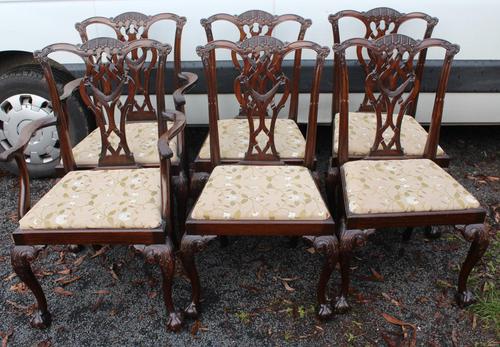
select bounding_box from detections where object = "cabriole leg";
[11,245,52,329]
[304,235,339,319]
[179,235,216,319]
[336,222,374,313]
[136,240,182,331]
[455,224,490,307]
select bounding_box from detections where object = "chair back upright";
[201,10,312,121]
[334,34,459,165]
[330,7,438,117]
[34,38,171,169]
[76,12,186,120]
[197,36,329,169]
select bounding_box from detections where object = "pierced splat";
[79,39,137,166]
[201,10,311,122]
[329,7,438,116]
[334,33,460,162]
[197,36,329,167]
[365,36,421,156]
[35,38,172,168]
[76,12,186,121]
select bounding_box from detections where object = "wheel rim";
[0,94,59,165]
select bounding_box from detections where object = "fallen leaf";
[382,313,417,347]
[239,284,260,293]
[282,281,295,292]
[191,320,201,336]
[57,268,71,275]
[91,246,109,258]
[148,291,157,299]
[3,273,16,282]
[73,255,86,267]
[382,292,402,307]
[94,290,110,295]
[55,276,81,286]
[53,287,73,296]
[37,339,52,347]
[370,268,384,282]
[306,247,316,254]
[451,327,459,347]
[91,296,104,312]
[1,327,13,347]
[277,276,299,282]
[10,282,27,293]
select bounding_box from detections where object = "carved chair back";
[334,34,459,165]
[197,36,329,169]
[201,10,312,121]
[329,7,438,116]
[34,38,171,170]
[76,12,186,121]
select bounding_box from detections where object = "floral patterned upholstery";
[190,165,330,220]
[342,159,480,215]
[19,168,162,229]
[198,119,306,160]
[71,122,178,166]
[333,112,445,156]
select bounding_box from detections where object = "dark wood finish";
[76,12,186,98]
[331,34,490,312]
[201,10,311,122]
[181,36,337,320]
[4,38,185,331]
[191,10,313,179]
[329,7,438,117]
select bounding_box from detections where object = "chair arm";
[0,116,57,162]
[60,77,83,101]
[173,72,198,109]
[158,110,186,159]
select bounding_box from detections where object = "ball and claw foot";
[31,310,52,329]
[334,295,351,314]
[424,226,442,239]
[184,302,200,319]
[456,291,476,308]
[166,312,183,332]
[317,303,333,320]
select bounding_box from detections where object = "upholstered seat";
[198,119,306,160]
[342,159,480,215]
[190,165,330,220]
[333,113,445,156]
[71,122,178,166]
[19,168,162,229]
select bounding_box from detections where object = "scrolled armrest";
[0,116,57,162]
[158,109,186,159]
[173,72,198,109]
[60,77,83,101]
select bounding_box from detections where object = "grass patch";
[470,230,499,337]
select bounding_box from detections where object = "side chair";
[331,34,489,313]
[179,36,339,321]
[191,10,313,181]
[2,38,185,331]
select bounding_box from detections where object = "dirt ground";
[0,125,498,346]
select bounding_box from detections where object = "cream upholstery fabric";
[19,168,162,229]
[198,119,306,160]
[333,112,445,156]
[343,159,480,215]
[190,165,330,220]
[71,122,178,166]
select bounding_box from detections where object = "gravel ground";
[0,125,498,346]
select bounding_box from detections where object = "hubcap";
[0,94,59,164]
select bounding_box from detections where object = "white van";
[0,0,498,176]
